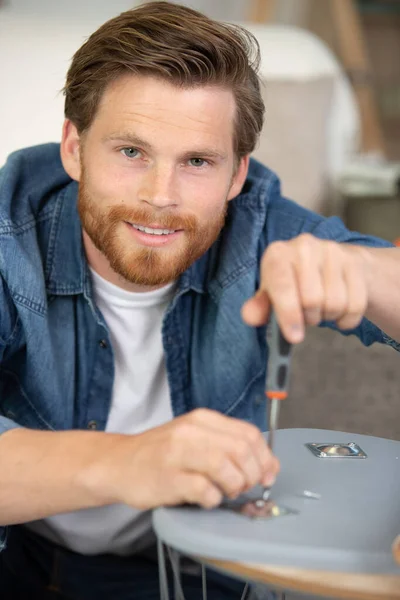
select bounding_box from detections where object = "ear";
[227,155,250,201]
[60,119,82,182]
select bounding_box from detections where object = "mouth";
[129,223,179,236]
[125,221,183,247]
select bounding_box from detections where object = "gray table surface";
[153,428,400,575]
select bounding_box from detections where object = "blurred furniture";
[332,0,400,242]
[240,23,360,213]
[247,1,400,242]
[330,0,385,155]
[249,0,275,23]
[249,0,385,156]
[310,0,400,162]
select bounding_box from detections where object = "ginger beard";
[78,173,229,286]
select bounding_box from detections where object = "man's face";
[67,74,248,288]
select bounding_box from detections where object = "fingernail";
[290,325,304,342]
[263,474,276,487]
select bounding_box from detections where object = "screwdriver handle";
[265,311,292,400]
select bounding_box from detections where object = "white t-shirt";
[26,269,176,555]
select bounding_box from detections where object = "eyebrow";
[102,132,228,161]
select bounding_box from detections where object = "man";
[0,2,399,598]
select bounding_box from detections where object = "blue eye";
[121,147,140,159]
[189,158,207,167]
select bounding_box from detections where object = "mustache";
[107,205,198,231]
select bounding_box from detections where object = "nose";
[138,164,179,209]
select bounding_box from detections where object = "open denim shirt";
[0,143,398,550]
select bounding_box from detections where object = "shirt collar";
[45,180,86,296]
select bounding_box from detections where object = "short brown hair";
[64,1,264,158]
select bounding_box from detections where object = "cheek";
[86,162,138,203]
[202,196,227,219]
[190,187,229,223]
[184,174,230,211]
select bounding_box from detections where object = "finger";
[190,409,278,482]
[295,236,324,326]
[170,472,223,509]
[163,419,250,500]
[227,435,267,490]
[260,242,305,343]
[191,409,265,450]
[336,258,368,330]
[204,451,249,498]
[179,412,274,493]
[241,290,270,327]
[211,430,278,492]
[320,243,348,322]
[181,428,262,495]
[261,455,280,487]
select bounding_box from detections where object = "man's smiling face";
[61,74,249,290]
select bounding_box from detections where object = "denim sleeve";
[0,275,24,434]
[0,277,24,551]
[263,187,399,350]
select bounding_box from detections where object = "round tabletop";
[153,428,400,598]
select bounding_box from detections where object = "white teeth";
[132,224,176,235]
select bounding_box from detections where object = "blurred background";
[0,0,399,440]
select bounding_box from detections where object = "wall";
[0,0,245,166]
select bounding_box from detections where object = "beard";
[77,176,228,287]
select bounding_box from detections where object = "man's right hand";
[94,408,279,510]
[0,410,279,525]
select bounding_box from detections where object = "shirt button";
[99,339,107,349]
[87,420,98,430]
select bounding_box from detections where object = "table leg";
[167,546,186,600]
[157,541,281,600]
[246,583,283,599]
[201,564,208,600]
[157,539,171,600]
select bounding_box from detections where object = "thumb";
[241,289,271,326]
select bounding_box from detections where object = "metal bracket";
[305,442,367,459]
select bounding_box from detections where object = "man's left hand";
[241,234,370,343]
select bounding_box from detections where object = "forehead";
[91,74,236,149]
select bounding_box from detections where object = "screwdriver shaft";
[262,312,292,501]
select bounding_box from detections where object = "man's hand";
[0,414,279,525]
[241,234,370,343]
[93,409,279,510]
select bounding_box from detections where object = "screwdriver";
[262,311,292,501]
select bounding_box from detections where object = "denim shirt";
[0,143,397,550]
